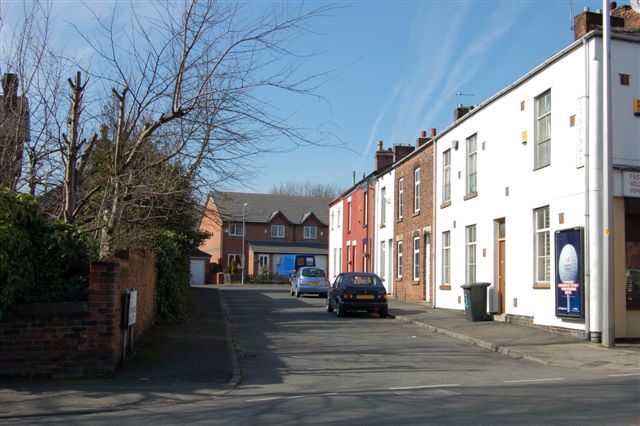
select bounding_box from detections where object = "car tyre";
[325,297,334,312]
[379,309,388,318]
[336,301,345,317]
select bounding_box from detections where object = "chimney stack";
[416,129,435,148]
[454,105,474,121]
[375,140,394,171]
[572,2,632,40]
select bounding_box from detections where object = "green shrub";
[152,230,205,324]
[0,185,95,319]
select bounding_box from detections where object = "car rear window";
[302,268,325,277]
[350,275,380,286]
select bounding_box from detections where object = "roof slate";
[210,191,332,225]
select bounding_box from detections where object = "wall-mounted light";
[452,140,459,150]
[634,99,640,117]
[521,130,528,145]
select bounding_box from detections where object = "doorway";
[425,232,431,304]
[496,219,506,314]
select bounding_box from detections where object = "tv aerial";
[456,92,475,107]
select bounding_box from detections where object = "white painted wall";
[329,202,343,280]
[433,35,639,332]
[374,168,395,292]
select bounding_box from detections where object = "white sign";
[128,290,137,326]
[623,171,640,198]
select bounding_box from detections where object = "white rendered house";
[374,167,396,293]
[433,29,640,340]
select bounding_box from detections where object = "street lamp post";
[242,203,247,285]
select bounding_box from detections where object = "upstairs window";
[466,134,477,195]
[443,150,451,203]
[229,223,244,236]
[304,226,317,239]
[535,90,551,169]
[414,167,421,213]
[398,178,404,219]
[271,224,285,238]
[380,187,387,226]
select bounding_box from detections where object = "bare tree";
[271,180,342,198]
[4,1,337,257]
[74,1,337,256]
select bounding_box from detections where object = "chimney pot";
[430,128,437,137]
[377,140,383,151]
[421,130,427,138]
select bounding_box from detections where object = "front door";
[425,233,431,304]
[497,220,506,314]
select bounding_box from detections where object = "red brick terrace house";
[393,130,435,304]
[198,192,332,281]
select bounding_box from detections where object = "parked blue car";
[326,272,388,318]
[290,267,329,297]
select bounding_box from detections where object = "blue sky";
[3,0,615,194]
[256,0,611,194]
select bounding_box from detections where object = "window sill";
[439,284,452,290]
[440,201,451,209]
[397,218,403,224]
[533,163,550,172]
[464,191,478,201]
[412,211,420,217]
[533,282,551,289]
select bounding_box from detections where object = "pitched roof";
[210,191,332,225]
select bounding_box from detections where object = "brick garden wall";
[0,250,155,378]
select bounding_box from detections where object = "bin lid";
[460,282,491,289]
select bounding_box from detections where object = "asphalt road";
[9,286,639,425]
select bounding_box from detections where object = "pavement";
[1,285,639,420]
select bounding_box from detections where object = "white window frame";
[466,134,477,195]
[442,231,451,284]
[380,240,386,279]
[465,225,476,283]
[271,224,285,238]
[534,206,550,283]
[535,90,551,169]
[380,187,387,226]
[229,223,244,236]
[348,202,352,232]
[414,168,421,212]
[303,226,317,240]
[443,150,451,203]
[397,241,403,278]
[364,191,368,227]
[413,236,420,281]
[398,178,404,219]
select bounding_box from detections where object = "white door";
[190,259,205,285]
[425,233,431,303]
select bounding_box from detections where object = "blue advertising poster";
[555,228,584,318]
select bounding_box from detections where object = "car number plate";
[309,281,319,286]
[356,294,374,300]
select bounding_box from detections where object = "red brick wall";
[393,142,434,304]
[0,250,155,378]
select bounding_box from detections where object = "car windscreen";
[349,275,381,286]
[302,268,325,277]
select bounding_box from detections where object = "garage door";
[190,259,205,285]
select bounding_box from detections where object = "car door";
[330,275,342,307]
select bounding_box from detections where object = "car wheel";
[325,296,334,312]
[379,309,388,318]
[336,301,345,317]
